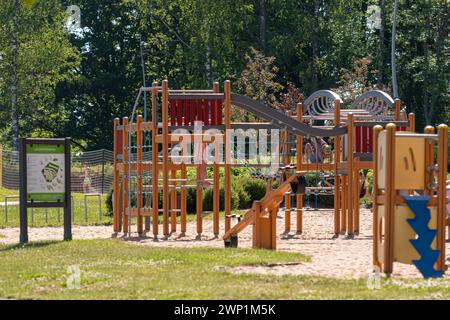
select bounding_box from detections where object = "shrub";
[240,177,267,206]
[202,186,239,212]
[232,178,251,209]
[106,188,113,213]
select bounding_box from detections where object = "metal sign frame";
[19,138,72,243]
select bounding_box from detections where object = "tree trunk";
[391,0,399,98]
[378,0,386,87]
[259,0,267,54]
[312,0,321,91]
[205,44,212,87]
[11,0,19,155]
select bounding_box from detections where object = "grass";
[0,187,111,228]
[0,186,247,228]
[0,239,450,299]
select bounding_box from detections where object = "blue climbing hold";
[403,195,444,278]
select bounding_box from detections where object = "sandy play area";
[1,208,449,279]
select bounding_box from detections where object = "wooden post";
[394,99,401,121]
[285,192,291,234]
[373,125,383,269]
[113,118,120,232]
[136,115,144,235]
[296,103,303,234]
[224,80,232,232]
[171,169,177,233]
[162,80,170,236]
[122,117,130,235]
[353,168,360,234]
[408,113,415,132]
[383,123,397,275]
[196,165,203,238]
[347,113,354,235]
[333,99,341,235]
[180,161,187,235]
[341,175,347,233]
[253,201,262,248]
[151,82,159,237]
[213,82,220,236]
[437,124,448,271]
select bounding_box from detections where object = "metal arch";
[351,90,395,115]
[303,90,343,116]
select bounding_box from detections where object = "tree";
[0,0,80,149]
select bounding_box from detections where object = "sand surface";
[1,208,449,279]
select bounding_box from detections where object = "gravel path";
[1,208,449,279]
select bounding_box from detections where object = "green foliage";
[0,0,80,146]
[0,0,448,151]
[202,186,239,212]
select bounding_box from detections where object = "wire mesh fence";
[0,147,114,227]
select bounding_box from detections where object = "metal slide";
[230,93,348,137]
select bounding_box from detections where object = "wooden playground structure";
[113,79,448,278]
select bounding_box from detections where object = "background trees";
[0,0,448,150]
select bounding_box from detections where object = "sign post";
[19,138,72,243]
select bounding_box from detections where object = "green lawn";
[0,189,111,228]
[0,239,449,300]
[0,186,246,228]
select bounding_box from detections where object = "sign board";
[26,144,66,202]
[19,138,72,243]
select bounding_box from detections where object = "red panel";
[203,99,210,125]
[368,127,374,153]
[217,99,223,125]
[184,99,189,125]
[355,126,362,153]
[362,126,368,153]
[210,99,216,125]
[170,99,176,126]
[177,99,183,126]
[116,130,123,155]
[197,99,203,123]
[190,99,196,125]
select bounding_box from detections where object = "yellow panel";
[377,131,388,189]
[377,205,385,264]
[393,205,437,265]
[394,137,425,190]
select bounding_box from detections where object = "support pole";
[152,82,159,237]
[180,161,187,235]
[162,80,170,236]
[136,115,144,235]
[437,124,447,271]
[341,175,347,233]
[213,82,220,236]
[333,99,341,235]
[224,80,232,232]
[347,113,354,236]
[373,125,383,269]
[383,123,396,275]
[122,117,130,235]
[285,192,291,234]
[296,103,303,234]
[171,169,177,233]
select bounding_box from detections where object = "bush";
[232,178,251,209]
[202,186,239,212]
[365,169,374,195]
[106,188,113,213]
